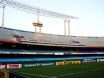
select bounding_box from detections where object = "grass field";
[7,62,104,78]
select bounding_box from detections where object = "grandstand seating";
[0,48,24,52]
[84,56,104,59]
[0,27,104,46]
[26,50,73,53]
[0,48,73,55]
[0,28,15,40]
[78,50,96,53]
[0,58,33,62]
[17,31,74,44]
[96,50,104,52]
[0,56,104,62]
[0,27,79,45]
[71,36,104,46]
[32,57,84,61]
[0,47,103,54]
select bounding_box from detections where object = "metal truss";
[1,0,79,19]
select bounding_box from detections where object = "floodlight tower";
[64,19,66,36]
[2,6,5,29]
[68,20,70,37]
[64,19,71,37]
[0,0,5,29]
[32,11,43,34]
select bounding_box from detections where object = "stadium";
[0,0,104,78]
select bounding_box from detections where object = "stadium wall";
[1,59,104,69]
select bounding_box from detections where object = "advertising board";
[97,59,104,62]
[81,59,96,63]
[56,60,81,65]
[22,62,56,68]
[0,65,7,69]
[56,61,65,65]
[7,64,21,69]
[0,69,8,78]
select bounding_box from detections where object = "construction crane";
[0,0,79,37]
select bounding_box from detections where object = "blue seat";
[0,58,33,62]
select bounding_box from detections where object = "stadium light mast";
[1,0,79,36]
[32,11,43,34]
[0,0,5,29]
[2,5,5,29]
[68,20,70,37]
[64,19,66,36]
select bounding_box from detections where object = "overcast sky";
[0,0,104,37]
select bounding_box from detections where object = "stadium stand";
[0,58,33,62]
[0,56,104,62]
[0,26,104,47]
[0,28,15,40]
[0,48,73,53]
[16,31,75,44]
[0,48,24,53]
[0,25,104,55]
[32,56,104,61]
[95,50,104,52]
[78,50,96,53]
[71,36,104,46]
[25,50,73,53]
[0,27,81,45]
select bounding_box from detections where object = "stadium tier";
[0,26,104,47]
[72,36,104,46]
[0,58,33,62]
[1,48,104,55]
[0,56,104,62]
[0,48,24,53]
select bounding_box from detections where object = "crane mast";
[0,0,79,37]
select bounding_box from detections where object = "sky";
[0,0,104,37]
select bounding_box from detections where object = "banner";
[97,59,104,62]
[22,62,56,68]
[0,64,7,69]
[56,61,65,65]
[56,60,81,65]
[7,64,21,69]
[0,69,8,78]
[81,59,96,63]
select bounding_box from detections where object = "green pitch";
[7,62,104,78]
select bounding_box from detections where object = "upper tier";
[0,26,104,46]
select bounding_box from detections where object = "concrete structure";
[0,27,104,47]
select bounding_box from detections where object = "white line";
[76,71,84,73]
[49,76,57,78]
[90,68,103,71]
[9,70,50,78]
[57,71,84,77]
[56,68,103,77]
[8,68,104,78]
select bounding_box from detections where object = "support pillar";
[68,20,70,37]
[64,20,66,36]
[2,6,5,29]
[40,27,41,34]
[35,26,37,33]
